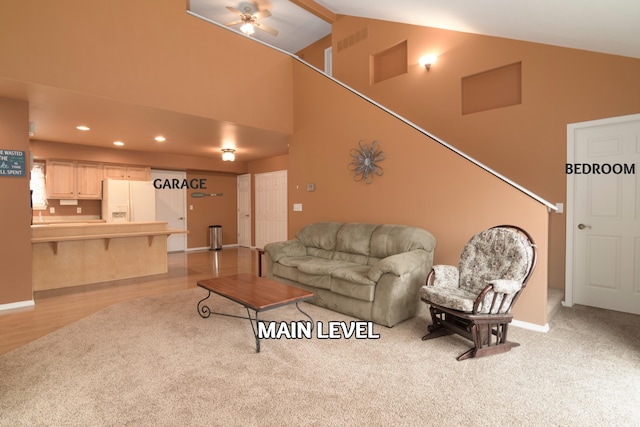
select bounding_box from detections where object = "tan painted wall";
[1,1,554,325]
[290,60,549,326]
[0,0,293,135]
[185,171,238,248]
[0,98,32,305]
[297,34,332,70]
[330,16,640,290]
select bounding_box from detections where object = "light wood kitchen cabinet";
[103,165,150,181]
[46,161,103,199]
[45,160,76,199]
[76,163,103,199]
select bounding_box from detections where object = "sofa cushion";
[331,277,376,302]
[370,224,436,258]
[335,223,379,256]
[333,251,370,265]
[297,259,357,276]
[296,222,344,251]
[278,256,318,268]
[298,272,332,290]
[331,265,375,286]
[307,247,335,260]
[272,263,299,283]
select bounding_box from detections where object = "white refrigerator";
[102,179,156,222]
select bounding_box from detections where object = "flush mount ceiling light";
[221,148,236,162]
[113,141,125,146]
[419,54,438,71]
[154,136,166,142]
[76,125,90,131]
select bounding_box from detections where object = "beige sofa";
[264,222,436,327]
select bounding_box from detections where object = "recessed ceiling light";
[154,136,166,142]
[113,141,125,146]
[76,125,90,131]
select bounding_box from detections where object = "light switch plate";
[293,203,302,212]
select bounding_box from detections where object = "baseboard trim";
[512,319,550,333]
[0,299,35,312]
[186,246,210,252]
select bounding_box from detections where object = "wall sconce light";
[419,54,438,71]
[221,148,236,162]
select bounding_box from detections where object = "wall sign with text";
[0,149,26,177]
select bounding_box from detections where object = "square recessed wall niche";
[461,62,522,115]
[371,40,408,84]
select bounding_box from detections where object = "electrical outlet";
[77,207,82,214]
[49,207,55,214]
[189,205,193,211]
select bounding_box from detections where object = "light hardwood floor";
[0,247,260,355]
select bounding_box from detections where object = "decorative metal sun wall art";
[348,140,386,184]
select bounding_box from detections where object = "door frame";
[237,173,252,248]
[565,113,640,307]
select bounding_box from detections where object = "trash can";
[209,225,222,250]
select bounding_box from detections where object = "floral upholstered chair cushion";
[420,227,534,314]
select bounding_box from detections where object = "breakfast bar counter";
[31,221,187,291]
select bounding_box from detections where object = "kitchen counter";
[32,222,187,291]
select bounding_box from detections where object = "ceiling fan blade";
[254,22,278,36]
[225,19,244,26]
[254,0,272,10]
[225,6,244,16]
[253,9,271,20]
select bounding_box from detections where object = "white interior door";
[255,170,287,249]
[151,169,186,252]
[566,114,640,314]
[237,174,251,247]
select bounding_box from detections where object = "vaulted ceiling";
[5,0,639,165]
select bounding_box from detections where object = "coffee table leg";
[246,307,262,353]
[197,290,213,318]
[296,302,314,330]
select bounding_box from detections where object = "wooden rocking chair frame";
[421,225,537,361]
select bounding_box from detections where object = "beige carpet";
[1,288,639,426]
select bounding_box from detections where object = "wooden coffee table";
[196,274,314,353]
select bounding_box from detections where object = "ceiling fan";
[225,5,279,36]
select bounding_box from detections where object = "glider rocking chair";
[420,225,537,361]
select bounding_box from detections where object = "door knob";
[578,223,591,230]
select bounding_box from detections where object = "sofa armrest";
[264,239,307,262]
[367,250,428,282]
